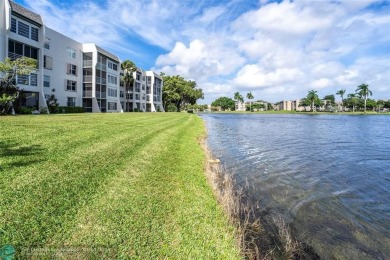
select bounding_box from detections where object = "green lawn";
[0,113,240,259]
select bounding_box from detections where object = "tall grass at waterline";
[202,139,310,259]
[0,113,240,259]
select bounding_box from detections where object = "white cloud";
[231,1,336,35]
[198,6,227,23]
[233,65,304,88]
[155,39,245,81]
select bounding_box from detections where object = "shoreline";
[199,111,390,115]
[199,121,315,259]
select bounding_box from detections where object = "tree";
[246,103,264,111]
[356,83,372,113]
[336,89,346,111]
[306,90,320,112]
[46,89,59,114]
[323,94,336,111]
[377,100,385,112]
[0,57,37,115]
[234,92,244,103]
[383,100,390,109]
[161,74,203,112]
[246,92,254,112]
[347,93,358,113]
[211,97,235,111]
[121,60,137,112]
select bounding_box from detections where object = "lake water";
[200,113,390,259]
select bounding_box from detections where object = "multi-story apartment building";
[1,0,162,113]
[276,99,305,111]
[81,44,121,112]
[120,69,163,112]
[145,71,163,112]
[235,101,245,111]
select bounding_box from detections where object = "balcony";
[83,76,92,82]
[83,60,93,67]
[8,52,39,68]
[83,91,93,97]
[96,63,106,71]
[96,77,106,85]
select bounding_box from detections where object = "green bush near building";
[57,106,85,113]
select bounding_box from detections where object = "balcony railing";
[83,60,93,67]
[96,77,106,85]
[83,76,92,82]
[8,52,39,68]
[96,63,106,71]
[83,91,93,97]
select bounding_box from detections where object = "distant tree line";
[301,83,388,113]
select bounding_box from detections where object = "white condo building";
[120,69,163,112]
[1,0,163,113]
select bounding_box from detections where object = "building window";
[120,91,124,98]
[44,75,50,88]
[108,88,117,97]
[67,47,76,59]
[108,74,117,85]
[136,73,141,81]
[108,61,118,71]
[135,82,140,92]
[8,39,38,61]
[44,40,50,49]
[30,74,37,86]
[135,94,140,100]
[44,55,53,70]
[18,21,30,38]
[67,64,77,75]
[31,27,38,41]
[17,75,29,85]
[66,80,77,91]
[67,97,76,107]
[108,102,117,110]
[20,92,39,109]
[10,18,16,33]
[11,17,39,41]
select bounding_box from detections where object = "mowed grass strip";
[0,113,240,259]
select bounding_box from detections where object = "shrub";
[166,104,177,112]
[57,106,84,113]
[40,107,48,114]
[18,106,33,114]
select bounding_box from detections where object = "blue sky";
[17,0,390,104]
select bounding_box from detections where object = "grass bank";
[0,113,240,259]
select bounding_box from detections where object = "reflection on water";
[200,113,390,259]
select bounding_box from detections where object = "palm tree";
[336,89,346,112]
[356,83,372,113]
[121,60,137,112]
[234,92,243,103]
[246,92,254,112]
[306,90,319,112]
[348,93,358,113]
[234,92,244,111]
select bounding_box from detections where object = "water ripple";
[201,113,390,259]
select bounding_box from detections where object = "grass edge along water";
[0,113,240,259]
